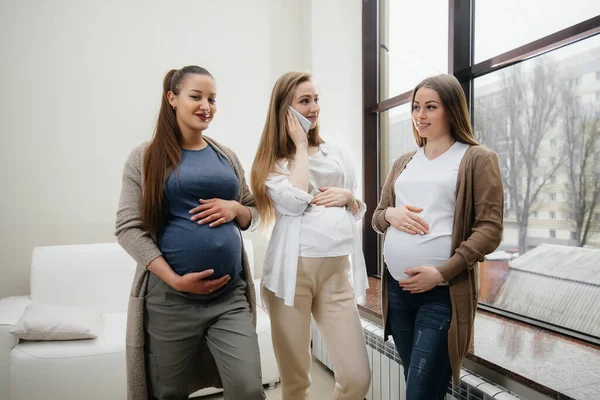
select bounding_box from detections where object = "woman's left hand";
[190,199,240,227]
[399,266,445,293]
[311,187,353,207]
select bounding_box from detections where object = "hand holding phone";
[288,106,311,135]
[286,109,309,148]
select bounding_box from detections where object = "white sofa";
[0,241,278,400]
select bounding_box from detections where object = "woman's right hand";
[171,269,231,294]
[286,109,308,148]
[385,205,429,235]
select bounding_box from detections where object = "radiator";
[311,318,526,400]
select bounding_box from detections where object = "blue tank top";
[158,145,242,279]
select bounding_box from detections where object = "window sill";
[358,277,600,399]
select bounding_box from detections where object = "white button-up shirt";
[260,143,369,307]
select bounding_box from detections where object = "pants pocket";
[328,257,354,302]
[146,353,160,398]
[144,272,163,299]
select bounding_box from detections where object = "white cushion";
[30,243,136,314]
[10,304,102,341]
[12,312,125,358]
[9,313,127,400]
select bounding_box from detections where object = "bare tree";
[562,86,600,246]
[476,58,563,254]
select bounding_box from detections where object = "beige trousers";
[262,256,371,400]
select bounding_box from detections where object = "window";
[380,104,413,177]
[364,1,600,343]
[379,0,449,100]
[474,0,600,63]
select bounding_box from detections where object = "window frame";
[361,1,600,343]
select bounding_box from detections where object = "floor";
[199,356,336,399]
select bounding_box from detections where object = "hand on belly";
[189,198,240,227]
[173,269,231,294]
[398,266,444,294]
[385,204,429,235]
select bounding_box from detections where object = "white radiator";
[311,318,525,400]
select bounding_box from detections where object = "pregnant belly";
[158,219,242,278]
[383,228,451,280]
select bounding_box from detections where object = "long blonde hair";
[411,74,479,147]
[251,71,324,227]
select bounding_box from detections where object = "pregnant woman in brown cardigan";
[372,74,504,400]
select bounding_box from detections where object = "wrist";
[434,268,445,284]
[232,201,243,217]
[167,274,182,291]
[346,191,356,207]
[295,142,308,151]
[384,207,392,222]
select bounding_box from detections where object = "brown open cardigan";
[372,144,504,384]
[115,136,259,400]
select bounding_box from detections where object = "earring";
[172,106,175,111]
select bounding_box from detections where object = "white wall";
[0,0,362,298]
[310,0,364,187]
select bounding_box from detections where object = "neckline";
[422,140,458,161]
[182,144,210,153]
[308,148,322,158]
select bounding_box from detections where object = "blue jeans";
[386,271,453,400]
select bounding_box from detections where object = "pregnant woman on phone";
[251,71,371,400]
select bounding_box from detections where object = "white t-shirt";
[299,149,354,257]
[384,142,469,281]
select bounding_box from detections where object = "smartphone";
[288,106,312,135]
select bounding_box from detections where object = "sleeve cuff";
[436,253,467,282]
[247,206,260,232]
[374,207,391,233]
[352,199,367,221]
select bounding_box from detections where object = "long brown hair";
[411,74,479,147]
[251,71,324,227]
[142,66,213,236]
